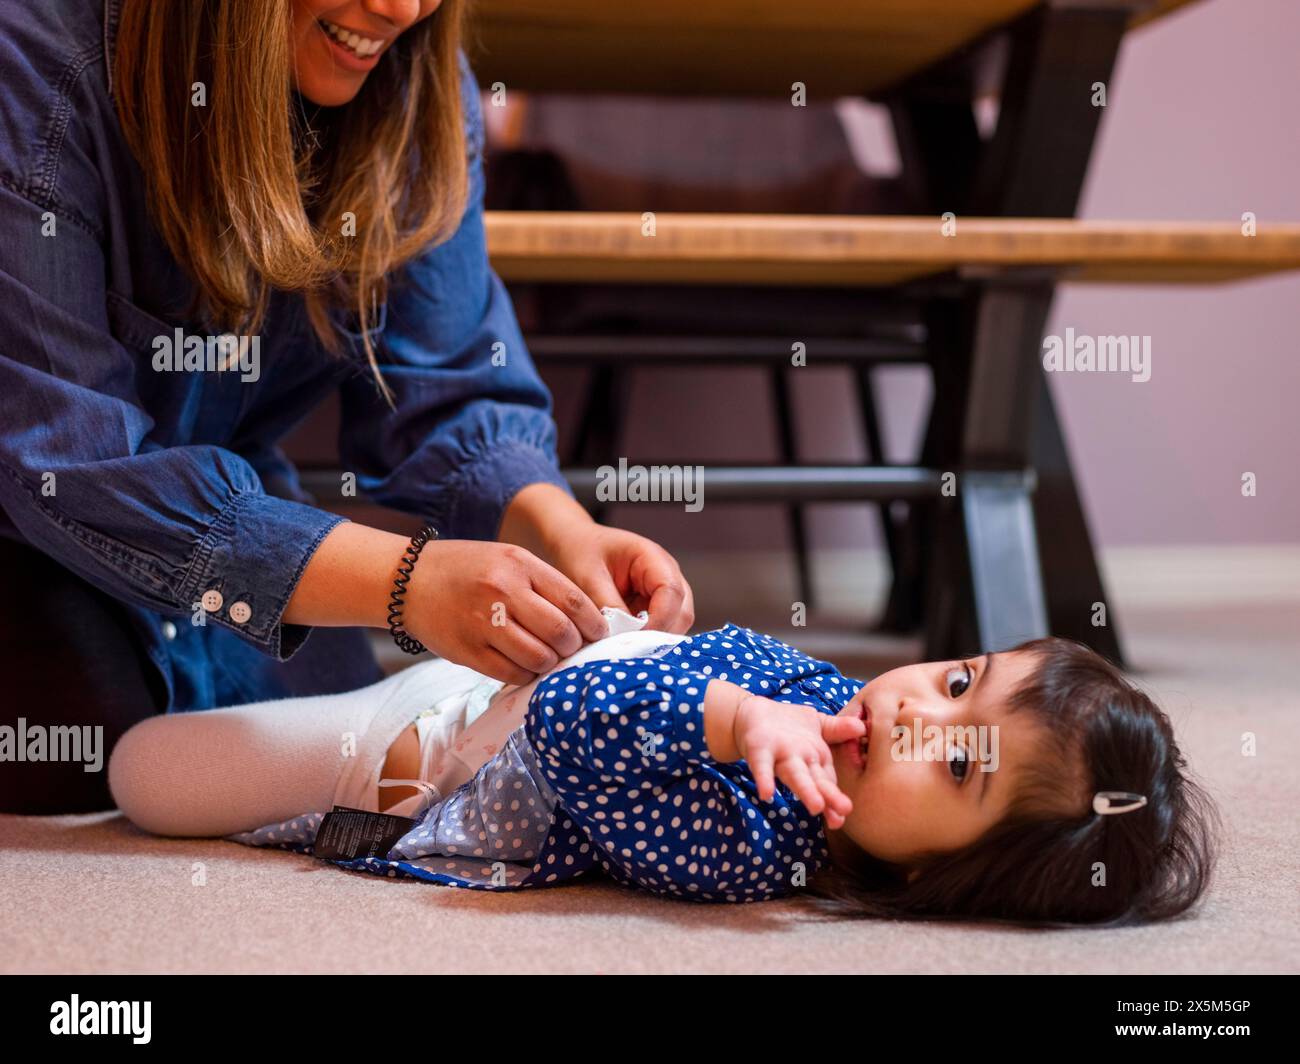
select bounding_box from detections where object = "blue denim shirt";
[0,0,574,712]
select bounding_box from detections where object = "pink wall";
[1048,0,1300,546]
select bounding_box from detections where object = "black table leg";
[883,1,1135,662]
[928,280,1055,656]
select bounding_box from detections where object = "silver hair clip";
[1092,791,1148,816]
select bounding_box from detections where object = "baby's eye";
[947,744,970,782]
[945,664,972,698]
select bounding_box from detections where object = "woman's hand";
[732,693,864,828]
[404,539,609,685]
[547,523,695,635]
[498,483,696,634]
[284,520,607,685]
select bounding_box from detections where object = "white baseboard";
[1098,544,1300,608]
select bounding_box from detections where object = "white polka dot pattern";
[521,622,864,902]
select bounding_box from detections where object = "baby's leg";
[377,722,422,811]
[108,657,483,837]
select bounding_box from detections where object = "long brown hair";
[112,0,469,404]
[803,637,1221,927]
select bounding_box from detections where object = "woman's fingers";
[646,579,687,632]
[574,565,631,617]
[674,580,697,634]
[631,549,693,633]
[676,580,696,629]
[646,579,695,633]
[488,621,561,678]
[473,643,537,687]
[525,559,609,643]
[509,592,584,660]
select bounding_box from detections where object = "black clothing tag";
[312,806,416,862]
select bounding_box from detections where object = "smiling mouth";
[317,18,388,59]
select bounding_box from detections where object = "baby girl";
[107,609,1218,926]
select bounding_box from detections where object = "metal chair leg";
[572,364,632,525]
[768,365,815,608]
[855,365,908,625]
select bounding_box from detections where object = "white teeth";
[320,20,382,58]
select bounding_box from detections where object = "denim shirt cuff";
[432,442,574,542]
[176,491,347,661]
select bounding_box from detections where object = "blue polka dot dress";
[229,623,867,903]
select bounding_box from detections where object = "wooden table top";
[486,213,1300,287]
[467,0,1201,97]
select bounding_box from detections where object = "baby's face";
[828,650,1056,866]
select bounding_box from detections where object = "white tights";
[107,656,485,837]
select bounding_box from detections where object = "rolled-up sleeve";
[336,49,573,543]
[0,182,344,661]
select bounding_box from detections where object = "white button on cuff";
[229,601,252,624]
[161,621,178,640]
[200,589,223,612]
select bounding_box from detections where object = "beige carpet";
[3,549,1297,974]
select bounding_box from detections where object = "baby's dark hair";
[803,636,1220,927]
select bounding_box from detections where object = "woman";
[0,0,693,814]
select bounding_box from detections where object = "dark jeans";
[0,535,167,814]
[0,535,381,815]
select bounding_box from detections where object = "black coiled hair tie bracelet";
[387,523,438,655]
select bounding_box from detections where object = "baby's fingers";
[776,757,824,815]
[821,714,866,745]
[749,747,777,802]
[812,760,853,818]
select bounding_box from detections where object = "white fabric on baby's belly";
[432,609,687,791]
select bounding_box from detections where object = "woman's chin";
[294,69,366,108]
